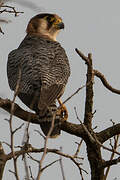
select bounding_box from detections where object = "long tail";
[38,103,61,138]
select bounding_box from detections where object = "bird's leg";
[57,98,68,121]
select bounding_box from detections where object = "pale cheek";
[37,20,48,33]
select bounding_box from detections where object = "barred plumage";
[7,13,70,137]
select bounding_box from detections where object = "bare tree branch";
[0,26,4,34]
[75,48,89,65]
[59,147,66,180]
[94,70,120,95]
[104,135,120,179]
[9,68,22,180]
[1,48,120,179]
[29,166,35,180]
[36,113,58,179]
[0,142,6,180]
[0,5,24,16]
[97,124,120,143]
[41,159,60,173]
[0,3,24,34]
[74,139,83,158]
[102,157,120,168]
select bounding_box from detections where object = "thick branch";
[0,97,39,124]
[104,134,120,179]
[75,49,94,128]
[102,157,120,168]
[94,70,120,95]
[6,146,79,162]
[97,124,120,143]
[84,53,94,127]
[0,97,86,138]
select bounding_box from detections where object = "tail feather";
[37,103,61,138]
[38,84,64,109]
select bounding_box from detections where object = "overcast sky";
[1,0,120,179]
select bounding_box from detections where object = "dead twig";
[41,159,60,173]
[36,113,56,180]
[94,69,120,95]
[13,123,24,134]
[104,134,120,179]
[0,5,24,16]
[34,129,46,140]
[75,48,89,65]
[0,26,4,34]
[74,107,95,143]
[9,68,21,180]
[74,139,83,158]
[29,166,35,180]
[59,147,66,180]
[0,142,6,180]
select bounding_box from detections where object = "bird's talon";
[57,106,68,121]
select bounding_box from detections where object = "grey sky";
[0,0,120,179]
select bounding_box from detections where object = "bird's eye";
[55,18,62,24]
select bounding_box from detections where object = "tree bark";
[0,143,6,180]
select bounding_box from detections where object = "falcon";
[7,13,70,137]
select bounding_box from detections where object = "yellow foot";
[57,99,68,121]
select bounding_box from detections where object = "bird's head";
[26,13,64,41]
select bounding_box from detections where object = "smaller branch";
[74,139,83,157]
[41,159,60,173]
[0,142,6,180]
[0,26,4,34]
[0,4,23,35]
[9,68,21,180]
[75,48,89,65]
[0,97,39,124]
[28,154,39,164]
[23,154,30,180]
[74,107,95,143]
[2,141,11,149]
[7,145,88,179]
[69,155,87,177]
[59,147,66,180]
[0,18,10,23]
[104,134,120,179]
[93,134,120,156]
[109,138,114,149]
[34,130,46,140]
[110,119,116,126]
[29,166,35,180]
[92,110,96,116]
[97,123,120,143]
[74,108,120,157]
[102,157,120,168]
[9,169,16,176]
[62,81,91,106]
[0,5,24,16]
[36,114,56,180]
[94,70,120,95]
[13,123,24,134]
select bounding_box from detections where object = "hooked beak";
[56,22,64,29]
